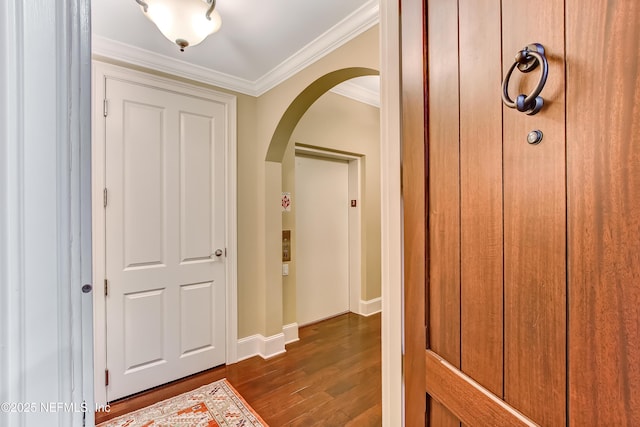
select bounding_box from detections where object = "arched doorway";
[266,67,379,162]
[264,68,379,329]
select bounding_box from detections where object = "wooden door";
[104,77,227,401]
[401,0,640,425]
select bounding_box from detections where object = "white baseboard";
[236,332,286,362]
[359,297,382,317]
[283,323,299,344]
[236,323,300,361]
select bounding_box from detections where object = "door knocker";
[501,43,548,116]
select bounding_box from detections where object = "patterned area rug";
[97,379,268,427]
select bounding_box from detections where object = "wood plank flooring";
[95,312,381,426]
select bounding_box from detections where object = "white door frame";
[92,61,238,405]
[294,145,363,314]
[379,1,403,424]
[2,1,93,426]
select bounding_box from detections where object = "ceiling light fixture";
[135,0,222,52]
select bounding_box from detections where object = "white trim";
[331,79,381,108]
[236,323,297,362]
[77,1,95,425]
[283,323,300,345]
[380,0,403,425]
[360,298,383,316]
[225,92,239,365]
[91,62,238,405]
[236,333,287,361]
[92,36,257,95]
[2,1,92,425]
[295,146,362,162]
[91,0,379,97]
[235,336,256,362]
[348,159,363,313]
[1,3,26,426]
[254,0,379,95]
[66,2,95,426]
[91,60,107,407]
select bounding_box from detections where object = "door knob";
[214,249,223,257]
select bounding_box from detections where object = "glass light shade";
[140,0,222,49]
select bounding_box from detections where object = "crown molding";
[253,0,380,95]
[92,0,380,97]
[331,79,380,107]
[92,36,258,95]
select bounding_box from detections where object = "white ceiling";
[91,0,380,101]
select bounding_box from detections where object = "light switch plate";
[282,263,289,276]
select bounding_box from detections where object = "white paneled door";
[296,155,350,325]
[104,78,226,401]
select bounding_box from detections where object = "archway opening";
[265,67,379,163]
[264,66,381,342]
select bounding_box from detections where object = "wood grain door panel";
[403,0,640,425]
[425,0,462,424]
[566,1,640,425]
[459,0,504,399]
[502,1,567,424]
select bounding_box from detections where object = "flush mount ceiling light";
[135,0,222,51]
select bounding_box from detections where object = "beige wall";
[281,92,381,324]
[242,25,379,337]
[94,24,380,339]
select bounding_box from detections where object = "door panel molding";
[92,61,237,405]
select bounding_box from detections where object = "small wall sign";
[282,192,291,212]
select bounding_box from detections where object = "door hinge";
[105,369,110,386]
[104,279,108,297]
[103,99,108,117]
[103,188,108,208]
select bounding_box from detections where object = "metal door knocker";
[502,43,548,116]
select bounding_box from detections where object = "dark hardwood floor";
[95,312,382,426]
